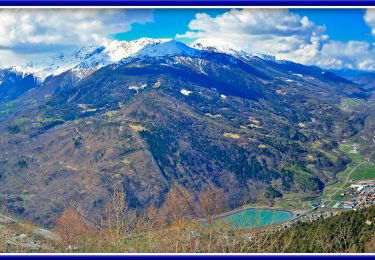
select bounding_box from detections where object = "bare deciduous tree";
[199,182,228,226]
[198,182,228,252]
[102,190,137,252]
[54,208,95,251]
[160,183,195,225]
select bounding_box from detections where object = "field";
[273,192,317,210]
[350,164,375,181]
[341,98,367,110]
[321,142,375,207]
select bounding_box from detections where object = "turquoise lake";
[216,209,293,229]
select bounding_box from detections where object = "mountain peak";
[2,38,175,82]
[103,38,172,62]
[135,39,199,58]
[72,38,176,78]
[5,38,281,82]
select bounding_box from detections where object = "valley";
[0,38,373,237]
[0,6,373,253]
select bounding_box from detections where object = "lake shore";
[215,207,295,230]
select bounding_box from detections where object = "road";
[327,161,366,202]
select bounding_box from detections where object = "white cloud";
[315,41,375,71]
[178,9,328,65]
[365,9,375,36]
[178,9,375,71]
[0,9,153,68]
[0,9,153,49]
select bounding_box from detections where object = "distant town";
[338,179,375,209]
[285,178,375,227]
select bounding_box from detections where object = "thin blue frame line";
[0,0,374,6]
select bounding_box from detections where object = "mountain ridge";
[0,37,372,226]
[2,38,363,86]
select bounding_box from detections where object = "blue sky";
[114,9,372,43]
[112,9,375,71]
[115,9,229,42]
[292,9,373,42]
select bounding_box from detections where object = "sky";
[0,8,374,71]
[115,9,373,43]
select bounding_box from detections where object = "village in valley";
[337,179,375,209]
[321,141,375,210]
[282,141,375,226]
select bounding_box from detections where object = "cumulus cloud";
[365,9,375,35]
[0,9,153,67]
[177,9,328,64]
[315,41,375,71]
[178,9,375,71]
[0,9,153,50]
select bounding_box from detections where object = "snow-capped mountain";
[74,39,204,79]
[73,38,171,78]
[9,38,172,82]
[9,38,262,82]
[135,40,199,58]
[190,42,250,58]
[6,38,287,83]
[9,46,98,82]
[0,68,39,104]
[105,38,171,61]
[190,42,277,62]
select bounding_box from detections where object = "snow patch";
[190,42,276,62]
[129,84,147,93]
[180,89,192,96]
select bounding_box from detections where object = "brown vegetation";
[54,208,96,251]
[50,184,375,253]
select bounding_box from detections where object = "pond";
[216,208,293,229]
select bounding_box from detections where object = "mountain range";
[0,38,373,226]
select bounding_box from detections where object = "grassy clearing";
[336,143,363,178]
[321,143,363,205]
[105,110,118,119]
[341,98,366,109]
[0,99,38,120]
[0,100,18,118]
[1,99,20,107]
[350,164,375,181]
[321,142,375,207]
[129,124,146,132]
[274,198,314,210]
[319,149,338,163]
[223,132,241,139]
[273,192,317,210]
